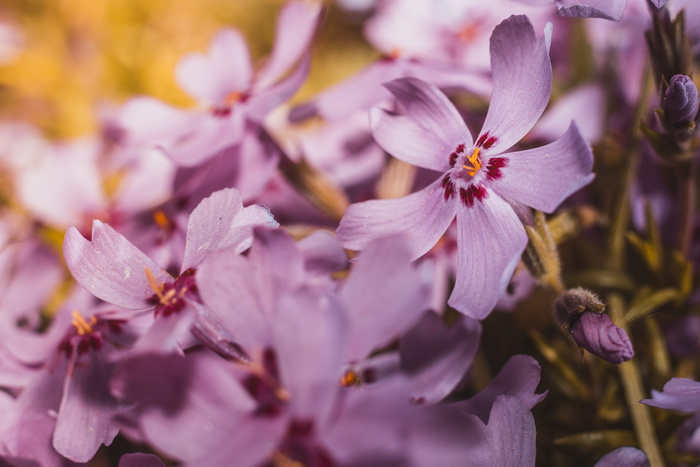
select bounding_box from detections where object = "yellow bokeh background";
[0,0,376,139]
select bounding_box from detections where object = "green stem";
[606,67,665,466]
[675,160,697,260]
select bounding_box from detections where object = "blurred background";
[0,0,374,139]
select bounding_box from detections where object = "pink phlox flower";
[63,188,278,358]
[116,1,322,167]
[337,15,595,319]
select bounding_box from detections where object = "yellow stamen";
[152,209,170,231]
[340,369,360,387]
[462,147,482,176]
[274,387,291,402]
[71,310,96,335]
[145,268,166,301]
[457,22,479,43]
[224,90,243,106]
[272,453,304,467]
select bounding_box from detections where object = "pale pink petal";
[401,313,481,404]
[181,188,278,271]
[530,84,605,144]
[456,354,546,422]
[340,235,430,362]
[297,230,348,276]
[556,0,627,21]
[117,97,202,147]
[53,353,126,462]
[247,227,306,297]
[489,122,594,213]
[480,15,552,154]
[197,248,271,352]
[63,221,172,309]
[289,60,400,122]
[337,177,458,260]
[642,378,700,413]
[272,288,346,425]
[256,1,322,88]
[449,191,528,319]
[594,447,650,467]
[176,28,252,104]
[374,77,472,171]
[163,109,246,167]
[247,53,311,122]
[112,352,261,464]
[471,396,537,466]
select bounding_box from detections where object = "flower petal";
[400,313,482,404]
[456,354,546,423]
[474,395,537,467]
[162,109,246,167]
[272,288,346,425]
[297,230,348,276]
[556,0,627,21]
[116,97,202,147]
[337,177,457,260]
[63,221,172,309]
[449,191,527,319]
[289,60,399,122]
[181,188,278,271]
[480,15,552,154]
[255,1,322,88]
[247,53,311,122]
[197,248,271,352]
[373,77,472,171]
[340,235,430,362]
[489,122,594,213]
[53,353,126,462]
[642,378,700,413]
[175,28,252,104]
[594,447,650,467]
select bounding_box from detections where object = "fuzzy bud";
[570,311,634,364]
[552,287,605,331]
[553,288,634,364]
[663,74,699,126]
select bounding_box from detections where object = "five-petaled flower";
[337,15,595,319]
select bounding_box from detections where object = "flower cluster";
[0,0,699,465]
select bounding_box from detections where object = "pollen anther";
[462,147,482,176]
[71,310,96,336]
[145,268,170,305]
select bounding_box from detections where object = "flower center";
[462,147,482,177]
[441,137,509,208]
[211,90,247,118]
[145,268,199,317]
[71,310,96,336]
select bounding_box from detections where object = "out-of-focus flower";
[291,0,552,122]
[642,377,700,412]
[554,0,628,21]
[0,302,139,464]
[337,16,594,319]
[663,74,699,126]
[594,446,650,467]
[117,1,321,167]
[63,188,277,357]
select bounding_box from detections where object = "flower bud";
[552,288,634,364]
[663,74,699,126]
[552,287,605,331]
[570,311,634,364]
